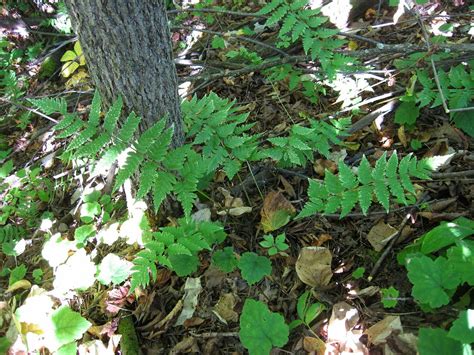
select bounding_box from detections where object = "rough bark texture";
[65,0,184,146]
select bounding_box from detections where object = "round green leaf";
[238,252,272,285]
[51,306,91,349]
[239,299,289,355]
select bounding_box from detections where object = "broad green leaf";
[448,309,474,344]
[418,328,470,355]
[168,254,199,277]
[79,202,101,223]
[239,299,289,355]
[51,306,91,349]
[420,218,474,254]
[212,247,238,273]
[74,224,95,244]
[238,252,272,285]
[395,101,420,126]
[407,255,459,308]
[97,254,133,285]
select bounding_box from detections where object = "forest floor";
[0,1,473,354]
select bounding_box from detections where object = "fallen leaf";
[279,175,296,198]
[348,286,381,298]
[364,316,402,346]
[397,126,408,147]
[6,279,31,293]
[367,220,398,252]
[295,247,333,288]
[217,187,252,216]
[183,317,205,328]
[260,191,296,233]
[213,293,239,324]
[303,336,325,354]
[175,278,202,326]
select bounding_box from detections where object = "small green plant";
[60,41,86,77]
[238,252,272,285]
[398,218,474,352]
[211,246,238,273]
[381,286,399,308]
[259,233,289,256]
[289,290,325,330]
[258,0,354,78]
[298,152,433,218]
[265,117,351,167]
[239,299,289,355]
[352,266,365,279]
[130,219,226,290]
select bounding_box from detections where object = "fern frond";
[298,153,433,218]
[136,161,157,199]
[67,125,97,151]
[54,113,76,131]
[56,118,84,139]
[103,96,122,133]
[117,112,141,145]
[152,171,176,211]
[113,151,143,192]
[88,90,102,126]
[74,135,110,159]
[29,97,67,115]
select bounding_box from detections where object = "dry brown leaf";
[279,175,296,198]
[260,191,296,233]
[295,247,333,288]
[217,187,252,216]
[213,293,238,324]
[367,220,398,252]
[303,336,325,354]
[364,316,402,346]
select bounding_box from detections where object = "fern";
[265,117,351,167]
[29,97,68,115]
[258,0,354,79]
[130,219,227,291]
[182,92,259,179]
[297,152,432,218]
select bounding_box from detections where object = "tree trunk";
[64,0,184,146]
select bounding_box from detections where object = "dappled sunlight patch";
[52,249,96,294]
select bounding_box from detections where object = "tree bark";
[64,0,184,146]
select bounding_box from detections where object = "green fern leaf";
[266,4,289,26]
[340,190,359,217]
[358,156,373,185]
[399,154,415,194]
[257,0,283,15]
[103,96,122,134]
[168,243,192,256]
[412,158,433,180]
[56,118,84,139]
[136,161,157,199]
[223,159,241,180]
[292,22,307,42]
[88,90,102,126]
[113,152,143,192]
[372,151,387,181]
[29,97,67,115]
[74,134,110,159]
[280,14,297,36]
[290,0,308,10]
[135,119,166,154]
[148,128,173,162]
[338,161,358,189]
[386,153,407,204]
[67,125,96,151]
[297,199,323,219]
[374,180,390,212]
[324,195,340,214]
[152,171,176,211]
[358,185,374,215]
[54,113,76,131]
[289,136,311,150]
[163,145,191,170]
[117,112,141,145]
[175,184,197,217]
[324,170,343,194]
[302,29,313,54]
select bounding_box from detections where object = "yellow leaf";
[61,61,79,78]
[260,191,295,233]
[60,50,76,62]
[6,279,31,293]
